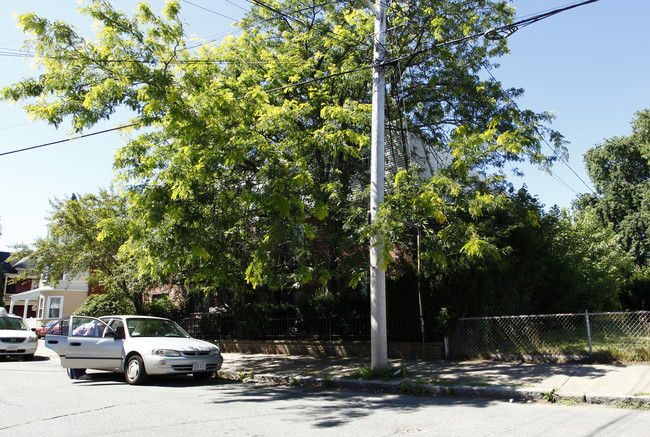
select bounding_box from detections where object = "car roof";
[0,307,19,318]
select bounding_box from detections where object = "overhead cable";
[482,65,595,194]
[0,0,601,158]
[0,123,138,157]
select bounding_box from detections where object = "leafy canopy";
[2,0,563,294]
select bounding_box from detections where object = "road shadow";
[0,354,50,362]
[205,381,516,430]
[67,371,239,388]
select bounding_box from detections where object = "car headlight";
[209,348,220,356]
[152,349,181,357]
[27,336,38,343]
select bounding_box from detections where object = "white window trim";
[46,296,64,319]
[37,296,45,319]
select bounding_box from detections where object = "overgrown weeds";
[349,365,407,381]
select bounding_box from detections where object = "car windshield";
[0,317,29,330]
[126,318,189,338]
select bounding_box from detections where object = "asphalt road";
[2,353,650,436]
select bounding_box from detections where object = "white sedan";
[0,311,38,359]
[45,315,223,384]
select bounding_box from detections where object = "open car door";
[45,316,123,371]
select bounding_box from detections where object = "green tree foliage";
[73,292,135,318]
[10,189,153,312]
[2,1,563,299]
[11,189,127,286]
[576,109,650,309]
[386,189,631,319]
[578,109,650,268]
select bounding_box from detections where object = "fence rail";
[446,311,650,361]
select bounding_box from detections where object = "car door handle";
[47,340,59,345]
[70,342,82,346]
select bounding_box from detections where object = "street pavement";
[36,341,650,407]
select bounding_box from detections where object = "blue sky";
[1,0,648,251]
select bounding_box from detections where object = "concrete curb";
[216,370,650,408]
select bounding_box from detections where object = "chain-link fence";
[446,311,650,361]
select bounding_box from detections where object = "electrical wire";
[0,123,139,157]
[482,65,595,194]
[182,0,240,22]
[0,0,601,158]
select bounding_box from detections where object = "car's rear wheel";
[193,371,213,381]
[125,355,148,385]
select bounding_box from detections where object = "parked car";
[34,320,57,338]
[45,315,223,385]
[0,309,38,360]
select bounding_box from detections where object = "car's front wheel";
[66,368,86,379]
[125,355,148,385]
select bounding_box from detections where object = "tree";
[10,189,150,312]
[575,109,650,310]
[385,188,630,320]
[578,109,650,268]
[2,0,563,298]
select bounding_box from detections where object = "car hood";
[125,336,218,352]
[0,329,36,339]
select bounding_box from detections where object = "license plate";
[7,345,18,352]
[192,361,206,371]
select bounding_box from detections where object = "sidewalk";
[35,342,650,406]
[218,352,650,407]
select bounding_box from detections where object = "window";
[37,296,45,319]
[48,319,69,336]
[71,317,106,338]
[107,319,126,339]
[47,296,64,319]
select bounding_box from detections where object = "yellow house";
[9,278,89,329]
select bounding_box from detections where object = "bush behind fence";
[446,311,650,361]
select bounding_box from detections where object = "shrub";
[143,296,182,319]
[74,293,135,318]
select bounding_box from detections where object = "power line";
[390,0,600,64]
[0,0,601,158]
[0,123,138,157]
[482,65,595,194]
[182,0,240,22]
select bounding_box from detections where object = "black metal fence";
[178,314,425,342]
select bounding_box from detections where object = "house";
[2,252,38,317]
[2,251,92,329]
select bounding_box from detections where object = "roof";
[0,251,15,274]
[0,251,32,274]
[9,287,47,303]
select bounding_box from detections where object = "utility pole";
[366,0,387,370]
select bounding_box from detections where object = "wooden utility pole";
[367,0,387,370]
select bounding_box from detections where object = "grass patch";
[237,371,254,382]
[557,397,584,406]
[349,365,407,381]
[541,389,558,403]
[399,380,433,396]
